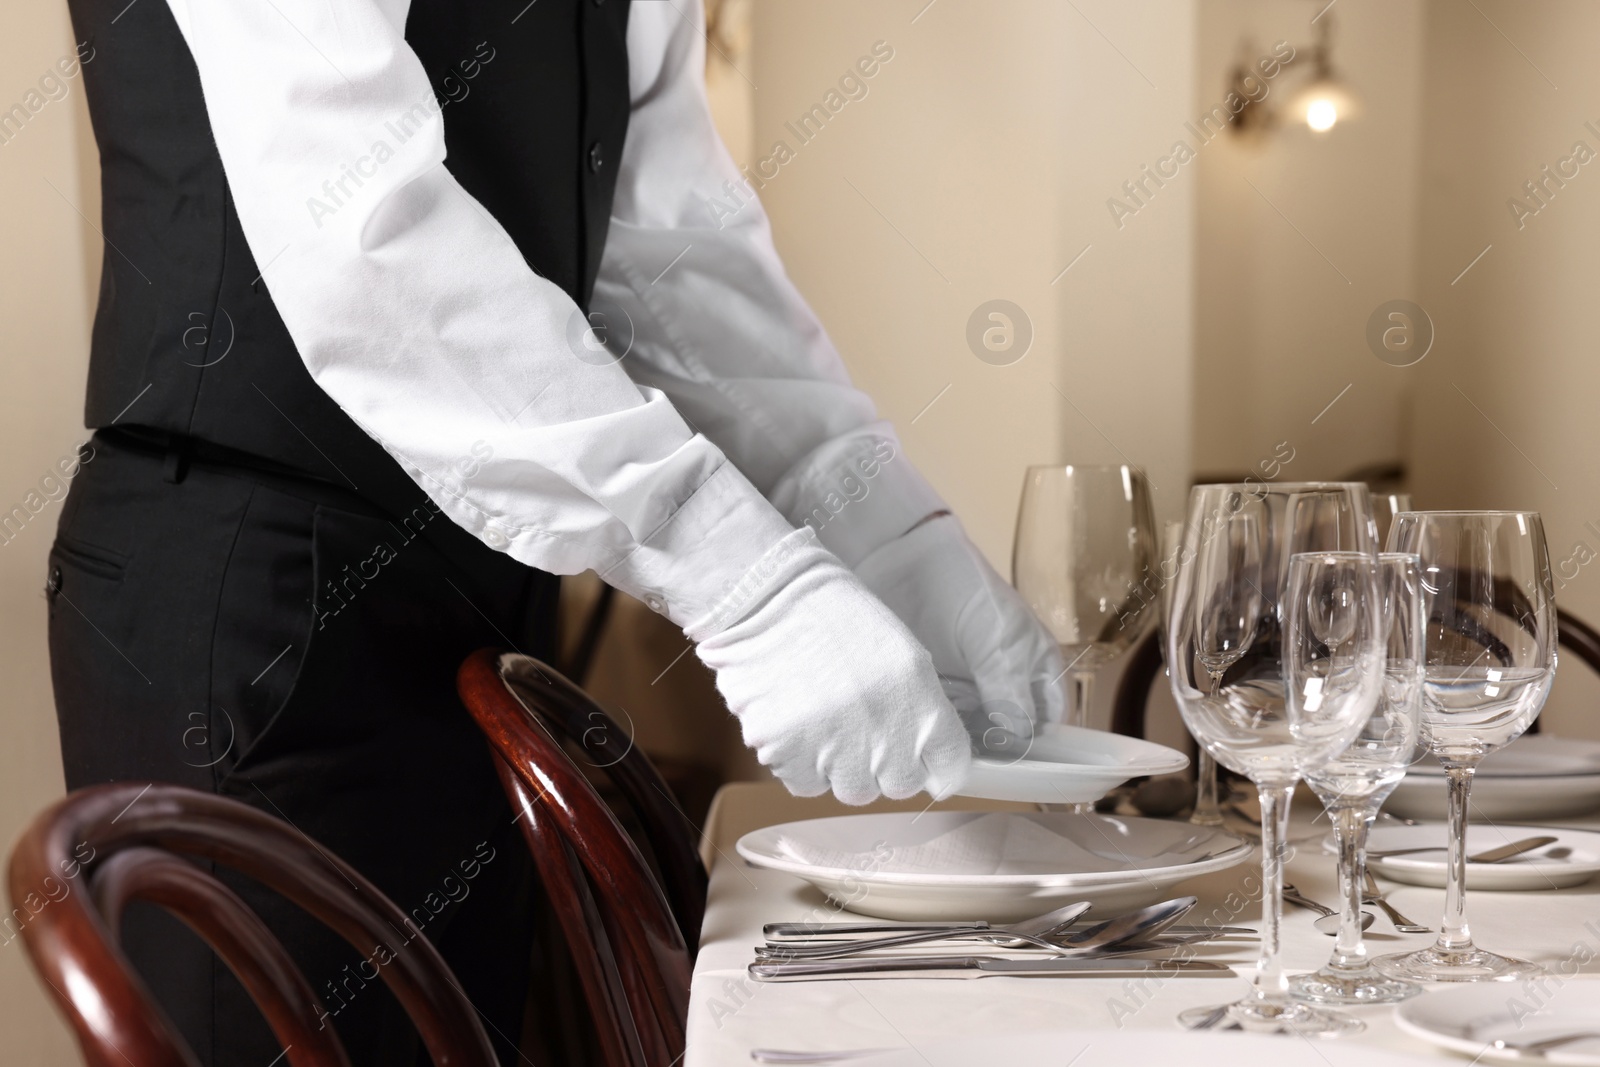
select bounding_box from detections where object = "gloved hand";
[855,514,1066,746]
[689,528,973,805]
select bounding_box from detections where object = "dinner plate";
[1386,736,1600,822]
[736,811,1252,921]
[836,1029,1441,1067]
[1408,735,1600,778]
[1333,823,1600,891]
[1397,978,1600,1065]
[959,723,1189,804]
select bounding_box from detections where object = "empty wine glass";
[1374,511,1557,983]
[1373,492,1413,549]
[1013,464,1158,729]
[1167,483,1381,1035]
[1158,519,1224,827]
[1291,552,1426,1005]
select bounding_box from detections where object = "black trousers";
[47,430,559,1065]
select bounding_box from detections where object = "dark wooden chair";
[8,782,497,1067]
[488,653,706,951]
[458,649,693,1067]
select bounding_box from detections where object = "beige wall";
[1409,0,1600,736]
[749,0,1197,559]
[1192,0,1426,481]
[0,4,97,1062]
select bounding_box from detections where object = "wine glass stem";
[1191,751,1224,826]
[1439,765,1476,954]
[1253,782,1295,1008]
[1329,803,1371,968]
[1062,670,1096,815]
[1068,669,1094,730]
[1191,671,1226,826]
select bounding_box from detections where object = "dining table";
[683,804,1600,1066]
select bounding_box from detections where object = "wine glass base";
[1373,946,1544,983]
[1179,1000,1364,1037]
[1289,968,1421,1005]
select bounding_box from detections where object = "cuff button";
[644,593,666,614]
[483,528,509,548]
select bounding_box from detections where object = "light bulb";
[1306,98,1338,132]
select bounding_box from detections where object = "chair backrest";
[458,649,692,1067]
[492,653,707,949]
[8,782,497,1067]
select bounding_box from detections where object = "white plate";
[736,811,1251,921]
[1340,823,1600,891]
[840,1030,1441,1067]
[1398,978,1600,1065]
[1409,735,1600,778]
[959,723,1189,804]
[1387,736,1600,821]
[1385,773,1600,822]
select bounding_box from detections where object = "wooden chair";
[458,649,693,1067]
[487,653,706,951]
[8,782,497,1067]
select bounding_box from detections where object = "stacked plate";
[736,810,1252,921]
[957,722,1189,804]
[1385,735,1600,821]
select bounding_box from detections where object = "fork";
[1362,867,1430,933]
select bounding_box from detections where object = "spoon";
[758,897,1198,961]
[1283,883,1374,936]
[763,900,1090,942]
[1367,835,1557,863]
[1492,1031,1600,1055]
[758,900,1092,959]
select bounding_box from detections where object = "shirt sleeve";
[595,1,948,570]
[160,0,799,630]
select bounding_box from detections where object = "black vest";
[66,0,632,520]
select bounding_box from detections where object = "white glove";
[689,529,973,805]
[855,515,1066,745]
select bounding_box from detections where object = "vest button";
[588,141,605,173]
[592,0,605,6]
[47,567,62,597]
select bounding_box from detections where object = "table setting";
[686,475,1600,1066]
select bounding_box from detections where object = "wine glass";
[1158,519,1225,827]
[1291,552,1427,1005]
[1167,483,1381,1035]
[1373,492,1413,549]
[1013,464,1158,729]
[1373,511,1557,983]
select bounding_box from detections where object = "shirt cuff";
[599,460,802,634]
[766,423,948,569]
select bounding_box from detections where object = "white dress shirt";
[160,0,944,633]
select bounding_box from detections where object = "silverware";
[1362,867,1430,933]
[1367,835,1558,863]
[764,923,1255,948]
[1282,883,1374,936]
[749,1050,894,1063]
[757,897,1197,962]
[758,902,1088,940]
[749,954,1235,982]
[1491,1031,1600,1055]
[1184,1005,1242,1032]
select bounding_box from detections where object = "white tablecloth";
[685,809,1600,1065]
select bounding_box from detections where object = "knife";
[749,954,1235,982]
[764,923,1256,943]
